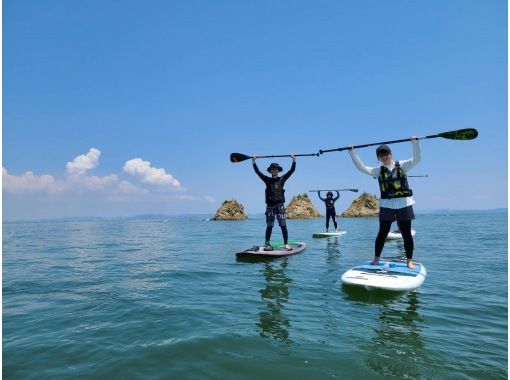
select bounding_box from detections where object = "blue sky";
[3,0,507,220]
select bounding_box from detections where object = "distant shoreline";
[3,208,507,223]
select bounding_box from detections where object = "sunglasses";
[378,151,391,157]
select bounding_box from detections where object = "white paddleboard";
[236,241,307,258]
[386,229,416,240]
[341,258,426,291]
[312,231,347,238]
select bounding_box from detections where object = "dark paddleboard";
[236,241,307,258]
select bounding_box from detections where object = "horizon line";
[3,207,508,223]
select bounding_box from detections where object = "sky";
[3,0,507,220]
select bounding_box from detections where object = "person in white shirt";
[348,138,421,268]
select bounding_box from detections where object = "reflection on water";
[257,260,293,344]
[325,237,341,267]
[342,285,403,305]
[366,292,429,378]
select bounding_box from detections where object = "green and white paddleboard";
[312,231,347,238]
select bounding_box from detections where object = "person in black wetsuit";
[252,155,296,251]
[318,191,340,232]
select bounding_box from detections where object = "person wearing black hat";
[252,155,296,251]
[317,191,340,232]
[348,138,421,268]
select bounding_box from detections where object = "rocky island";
[211,199,248,220]
[286,194,321,219]
[341,192,379,217]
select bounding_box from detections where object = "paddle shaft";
[309,189,358,192]
[320,137,424,154]
[230,152,319,163]
[319,128,477,154]
[253,153,318,158]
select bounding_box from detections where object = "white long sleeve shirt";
[349,140,421,209]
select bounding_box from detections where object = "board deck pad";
[353,261,422,276]
[312,231,347,238]
[341,258,427,291]
[236,241,307,258]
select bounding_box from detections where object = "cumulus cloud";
[3,167,63,193]
[3,167,146,196]
[66,173,119,191]
[4,149,191,202]
[66,148,101,174]
[123,158,181,188]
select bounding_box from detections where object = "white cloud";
[3,167,64,193]
[67,173,118,191]
[118,180,148,194]
[4,149,191,204]
[66,148,101,174]
[123,158,181,188]
[3,167,147,196]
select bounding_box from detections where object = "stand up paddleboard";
[341,258,426,291]
[386,229,416,240]
[236,241,307,258]
[312,231,347,238]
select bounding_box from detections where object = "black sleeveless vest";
[378,161,413,199]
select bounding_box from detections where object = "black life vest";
[266,178,286,204]
[325,198,335,210]
[378,161,413,199]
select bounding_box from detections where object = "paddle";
[309,189,359,192]
[230,152,319,163]
[319,128,478,154]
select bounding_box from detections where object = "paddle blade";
[230,153,251,163]
[438,128,478,140]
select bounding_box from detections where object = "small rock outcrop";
[212,199,248,220]
[286,194,321,219]
[341,192,379,217]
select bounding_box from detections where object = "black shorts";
[265,203,286,227]
[379,206,415,222]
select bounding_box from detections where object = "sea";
[3,210,507,379]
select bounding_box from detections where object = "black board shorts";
[379,206,415,222]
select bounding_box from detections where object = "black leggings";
[326,209,337,230]
[266,225,289,244]
[375,220,414,259]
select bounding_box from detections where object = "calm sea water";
[3,210,507,379]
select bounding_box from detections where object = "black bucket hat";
[267,163,283,173]
[326,191,333,197]
[376,144,392,156]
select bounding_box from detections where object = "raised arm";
[348,149,379,177]
[318,191,326,202]
[400,139,421,172]
[252,156,269,181]
[333,191,340,201]
[281,155,296,181]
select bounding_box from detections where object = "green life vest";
[378,161,413,199]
